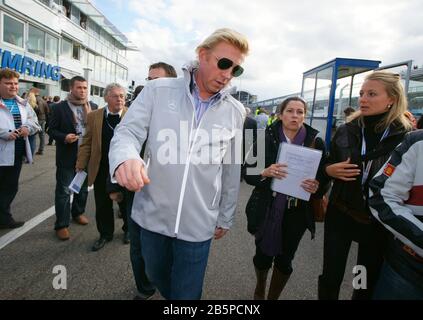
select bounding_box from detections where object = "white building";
[0,0,134,105]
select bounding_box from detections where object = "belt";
[332,199,371,224]
[402,244,423,264]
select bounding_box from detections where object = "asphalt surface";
[0,141,358,300]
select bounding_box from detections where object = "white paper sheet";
[271,142,322,201]
[68,171,87,194]
[24,137,33,164]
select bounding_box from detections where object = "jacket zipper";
[174,110,196,235]
[211,168,221,207]
[174,86,226,235]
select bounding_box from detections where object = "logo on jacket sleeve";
[383,163,396,177]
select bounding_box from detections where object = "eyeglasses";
[109,94,125,99]
[212,54,244,77]
[145,76,158,81]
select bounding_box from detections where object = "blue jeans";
[140,227,212,300]
[373,261,423,300]
[28,134,36,157]
[54,166,88,230]
[128,216,155,296]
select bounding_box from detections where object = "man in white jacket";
[109,28,249,299]
[0,68,40,229]
[369,130,423,299]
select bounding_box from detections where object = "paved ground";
[0,142,358,300]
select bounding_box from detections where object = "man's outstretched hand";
[114,159,150,192]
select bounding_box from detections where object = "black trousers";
[126,191,156,295]
[319,204,385,300]
[253,207,308,275]
[0,148,24,224]
[94,165,127,239]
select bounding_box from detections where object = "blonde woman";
[26,90,39,158]
[318,71,412,300]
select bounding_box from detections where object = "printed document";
[271,143,322,201]
[68,171,87,194]
[25,137,33,164]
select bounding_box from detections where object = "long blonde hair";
[349,70,412,131]
[27,92,37,109]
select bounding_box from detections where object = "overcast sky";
[92,0,423,101]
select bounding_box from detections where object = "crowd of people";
[0,27,422,300]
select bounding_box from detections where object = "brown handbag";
[310,194,328,222]
[309,137,328,222]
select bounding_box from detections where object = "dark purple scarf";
[256,125,307,257]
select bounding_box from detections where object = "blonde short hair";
[196,28,249,56]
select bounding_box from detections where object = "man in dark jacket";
[49,76,94,240]
[241,107,257,180]
[47,96,61,145]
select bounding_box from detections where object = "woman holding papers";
[245,96,327,300]
[318,71,412,300]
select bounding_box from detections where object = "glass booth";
[301,58,382,146]
[300,57,416,147]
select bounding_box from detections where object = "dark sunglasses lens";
[232,65,244,77]
[217,58,233,70]
[217,57,243,77]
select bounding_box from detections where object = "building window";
[28,25,46,57]
[62,0,71,18]
[45,34,58,60]
[61,78,70,92]
[3,15,24,48]
[90,85,104,97]
[87,19,100,38]
[61,37,80,61]
[61,37,72,58]
[70,5,80,25]
[87,51,95,70]
[72,43,80,60]
[38,0,50,6]
[80,13,87,29]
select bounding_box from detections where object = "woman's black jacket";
[324,118,409,221]
[244,120,328,234]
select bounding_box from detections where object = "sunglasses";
[212,54,244,77]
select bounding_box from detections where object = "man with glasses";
[109,28,249,299]
[124,62,177,300]
[76,83,128,251]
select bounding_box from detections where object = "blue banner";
[0,48,60,81]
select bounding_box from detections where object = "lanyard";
[361,127,389,185]
[104,109,120,131]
